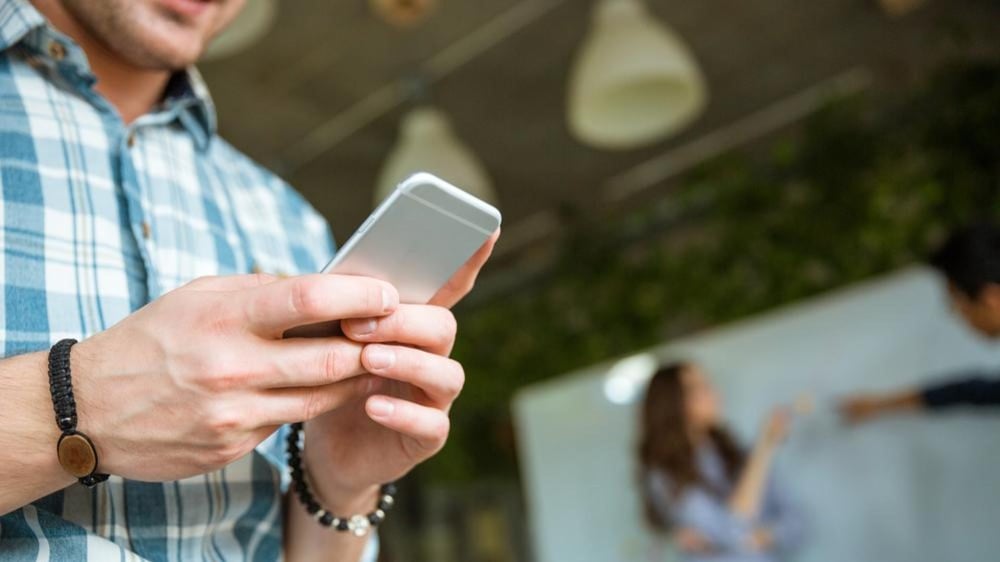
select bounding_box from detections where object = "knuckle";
[301,389,328,420]
[204,371,245,393]
[290,277,323,317]
[438,309,458,343]
[429,415,451,443]
[204,405,243,437]
[319,347,345,383]
[196,297,235,337]
[442,360,465,398]
[194,353,247,393]
[251,272,277,286]
[461,278,475,295]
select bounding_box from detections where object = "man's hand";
[72,273,400,481]
[298,231,499,510]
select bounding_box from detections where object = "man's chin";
[132,37,207,70]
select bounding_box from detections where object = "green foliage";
[425,59,1000,482]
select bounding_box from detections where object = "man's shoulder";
[208,136,326,227]
[206,136,335,270]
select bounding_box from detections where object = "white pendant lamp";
[568,0,707,150]
[203,0,277,60]
[375,106,497,206]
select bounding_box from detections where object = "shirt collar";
[0,0,217,150]
[162,66,218,150]
[0,0,46,51]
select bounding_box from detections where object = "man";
[840,224,1000,423]
[0,0,498,560]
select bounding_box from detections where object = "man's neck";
[31,0,171,124]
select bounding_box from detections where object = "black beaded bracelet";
[48,338,109,487]
[286,422,396,536]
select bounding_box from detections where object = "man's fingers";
[429,228,499,308]
[359,344,464,407]
[258,375,375,425]
[245,274,399,337]
[364,395,451,455]
[342,304,457,355]
[251,337,367,388]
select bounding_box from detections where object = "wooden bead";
[58,433,98,478]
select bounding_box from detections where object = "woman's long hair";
[638,362,745,531]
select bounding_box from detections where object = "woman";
[639,362,805,561]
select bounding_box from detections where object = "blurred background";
[199,0,1000,560]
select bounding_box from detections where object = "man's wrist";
[293,481,381,522]
[17,352,76,490]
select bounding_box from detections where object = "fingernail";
[352,318,377,336]
[366,346,395,370]
[368,397,394,418]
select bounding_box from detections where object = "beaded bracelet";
[48,338,109,487]
[286,422,396,536]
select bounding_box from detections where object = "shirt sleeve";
[646,470,753,552]
[920,375,1000,410]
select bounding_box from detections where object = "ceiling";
[198,0,1000,289]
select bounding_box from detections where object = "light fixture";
[878,0,926,17]
[203,0,277,60]
[375,106,497,206]
[567,0,707,150]
[370,0,439,28]
[603,353,658,405]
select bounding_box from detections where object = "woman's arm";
[728,409,789,519]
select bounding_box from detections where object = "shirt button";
[48,41,66,61]
[126,131,136,148]
[140,221,152,240]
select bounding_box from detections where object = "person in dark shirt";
[840,224,1000,423]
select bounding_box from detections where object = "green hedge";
[427,59,1000,482]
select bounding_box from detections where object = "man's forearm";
[0,351,76,515]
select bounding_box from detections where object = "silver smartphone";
[322,173,502,304]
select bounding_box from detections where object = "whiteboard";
[513,268,1000,562]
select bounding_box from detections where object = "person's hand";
[761,407,791,447]
[673,527,713,554]
[427,229,500,308]
[72,273,400,481]
[744,527,774,552]
[299,231,499,509]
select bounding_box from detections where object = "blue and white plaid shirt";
[0,1,377,560]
